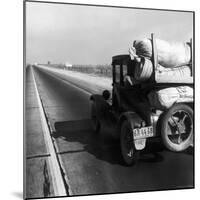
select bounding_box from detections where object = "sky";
[26,2,193,65]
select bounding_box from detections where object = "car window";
[115,65,120,83]
[123,65,128,76]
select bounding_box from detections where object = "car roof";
[112,54,130,65]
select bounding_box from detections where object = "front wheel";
[161,103,193,152]
[120,121,139,166]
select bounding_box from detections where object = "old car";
[90,35,193,166]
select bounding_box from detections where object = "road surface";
[26,66,194,198]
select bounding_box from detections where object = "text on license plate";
[133,126,153,140]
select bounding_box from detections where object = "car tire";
[161,103,193,152]
[120,120,139,166]
[91,102,101,133]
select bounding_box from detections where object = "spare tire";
[161,103,193,152]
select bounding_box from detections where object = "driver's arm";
[124,75,133,86]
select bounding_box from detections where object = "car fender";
[119,111,143,129]
[90,94,110,119]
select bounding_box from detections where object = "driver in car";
[122,48,152,126]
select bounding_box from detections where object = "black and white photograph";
[24,1,194,199]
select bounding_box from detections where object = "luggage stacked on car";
[147,86,193,110]
[133,38,191,68]
[129,34,193,110]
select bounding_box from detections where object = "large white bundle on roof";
[133,38,191,68]
[133,56,192,83]
[147,86,193,110]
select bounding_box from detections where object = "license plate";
[133,126,153,140]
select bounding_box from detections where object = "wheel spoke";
[177,134,182,144]
[168,117,176,127]
[171,116,179,126]
[127,149,133,158]
[181,114,187,123]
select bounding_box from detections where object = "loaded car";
[90,34,194,165]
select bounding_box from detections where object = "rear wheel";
[120,121,139,166]
[161,104,193,152]
[91,102,101,133]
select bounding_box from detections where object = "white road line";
[31,67,69,196]
[39,67,93,96]
[55,74,93,96]
[37,66,111,96]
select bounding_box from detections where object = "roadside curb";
[31,67,72,196]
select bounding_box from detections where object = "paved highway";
[32,66,194,196]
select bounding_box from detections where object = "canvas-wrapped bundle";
[133,56,192,83]
[133,38,191,68]
[134,57,153,81]
[155,64,192,83]
[147,86,193,110]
